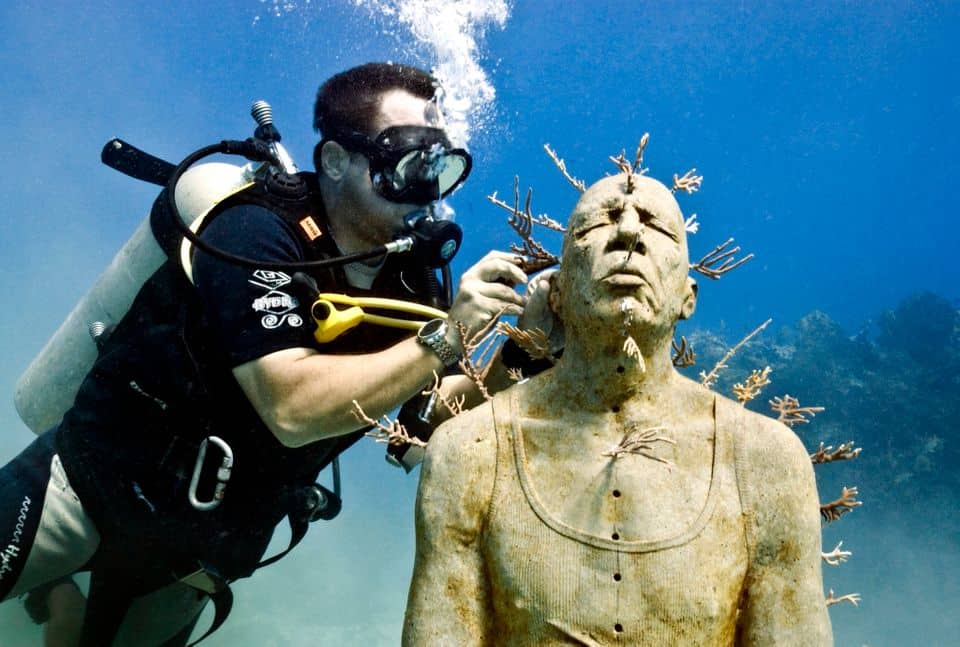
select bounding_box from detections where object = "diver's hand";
[518,269,564,355]
[447,251,527,349]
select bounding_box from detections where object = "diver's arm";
[735,416,833,646]
[234,251,527,448]
[402,407,496,645]
[236,339,450,447]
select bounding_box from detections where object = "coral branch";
[811,441,862,464]
[496,322,554,362]
[543,143,586,192]
[609,150,633,176]
[623,336,641,362]
[632,133,650,174]
[488,177,562,273]
[352,400,425,448]
[825,589,861,608]
[691,237,754,280]
[769,394,825,427]
[732,366,772,404]
[699,319,772,389]
[421,371,466,418]
[455,313,507,402]
[672,168,703,194]
[821,486,861,523]
[822,541,852,566]
[684,213,699,234]
[602,425,675,465]
[671,336,696,367]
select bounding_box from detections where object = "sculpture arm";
[736,415,833,646]
[403,406,497,645]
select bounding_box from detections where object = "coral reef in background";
[680,291,960,510]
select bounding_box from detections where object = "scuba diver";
[0,62,545,645]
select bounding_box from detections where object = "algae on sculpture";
[403,162,833,644]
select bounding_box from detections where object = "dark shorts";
[0,431,206,646]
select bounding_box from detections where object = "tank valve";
[250,100,298,175]
[250,100,274,128]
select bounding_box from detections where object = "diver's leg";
[43,576,85,647]
[0,432,100,645]
[110,582,208,647]
[1,432,100,600]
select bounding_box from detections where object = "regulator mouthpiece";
[402,207,463,268]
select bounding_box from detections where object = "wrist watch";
[416,318,461,368]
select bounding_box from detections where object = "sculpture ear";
[679,277,698,320]
[547,271,563,319]
[317,140,351,181]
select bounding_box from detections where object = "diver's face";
[557,174,694,335]
[340,89,446,244]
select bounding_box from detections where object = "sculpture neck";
[550,333,677,412]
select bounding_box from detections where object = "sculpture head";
[550,173,698,344]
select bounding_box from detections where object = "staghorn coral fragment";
[421,371,467,418]
[543,143,586,192]
[825,590,861,608]
[671,336,696,367]
[488,178,562,273]
[496,322,554,363]
[632,133,650,174]
[672,168,703,194]
[810,441,861,464]
[353,400,425,448]
[770,394,825,427]
[821,541,852,566]
[602,425,675,465]
[732,366,772,404]
[608,134,650,178]
[820,486,861,523]
[691,237,754,279]
[455,313,507,402]
[699,319,772,389]
[623,336,642,363]
[609,149,633,176]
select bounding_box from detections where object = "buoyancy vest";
[55,171,446,645]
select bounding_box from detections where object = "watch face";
[420,318,445,338]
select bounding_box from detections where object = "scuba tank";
[13,104,280,435]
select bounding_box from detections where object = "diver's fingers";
[449,282,525,327]
[462,251,528,287]
[465,280,527,308]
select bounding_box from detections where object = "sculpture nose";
[613,208,646,255]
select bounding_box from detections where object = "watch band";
[417,319,461,368]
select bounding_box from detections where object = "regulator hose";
[165,139,407,271]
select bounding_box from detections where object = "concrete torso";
[481,386,749,646]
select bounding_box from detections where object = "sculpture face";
[554,174,696,337]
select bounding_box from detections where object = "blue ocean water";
[0,1,957,645]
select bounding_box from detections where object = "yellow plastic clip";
[311,293,447,344]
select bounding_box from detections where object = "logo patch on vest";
[249,270,303,329]
[298,216,322,241]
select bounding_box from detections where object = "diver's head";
[550,173,697,342]
[313,63,470,258]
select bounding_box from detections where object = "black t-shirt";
[192,203,318,367]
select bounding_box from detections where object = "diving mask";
[333,125,472,205]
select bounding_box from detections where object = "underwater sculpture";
[402,166,834,644]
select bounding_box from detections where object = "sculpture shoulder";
[417,398,500,535]
[717,394,821,548]
[424,397,499,471]
[718,394,812,483]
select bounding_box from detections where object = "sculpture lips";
[602,265,648,288]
